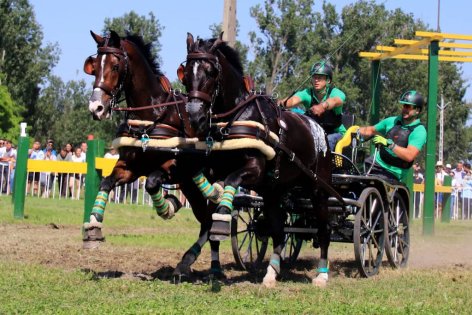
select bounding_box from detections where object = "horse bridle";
[184,52,222,109]
[94,37,129,109]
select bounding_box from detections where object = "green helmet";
[310,61,333,82]
[399,90,425,111]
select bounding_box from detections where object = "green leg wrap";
[91,191,108,222]
[151,189,170,217]
[269,253,281,274]
[219,186,237,211]
[192,172,216,198]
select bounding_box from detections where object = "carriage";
[230,126,410,278]
[84,30,410,285]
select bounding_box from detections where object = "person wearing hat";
[279,61,346,150]
[355,90,427,182]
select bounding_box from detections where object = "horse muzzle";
[88,88,111,120]
[185,100,208,134]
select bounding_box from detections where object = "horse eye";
[112,64,120,72]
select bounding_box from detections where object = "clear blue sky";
[30,0,472,101]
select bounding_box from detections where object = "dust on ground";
[1,222,471,283]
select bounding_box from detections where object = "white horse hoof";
[312,273,328,288]
[262,265,278,288]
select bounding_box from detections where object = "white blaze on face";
[99,54,106,84]
[193,61,200,78]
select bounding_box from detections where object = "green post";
[404,168,414,219]
[423,40,439,235]
[441,175,452,223]
[83,138,104,223]
[13,123,29,219]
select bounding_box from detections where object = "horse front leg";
[145,169,182,219]
[210,157,264,241]
[262,197,285,288]
[312,192,331,288]
[83,161,134,249]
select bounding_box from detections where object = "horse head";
[179,32,246,137]
[84,30,129,120]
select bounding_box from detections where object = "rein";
[112,98,185,112]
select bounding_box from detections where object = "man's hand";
[372,135,393,147]
[310,104,325,116]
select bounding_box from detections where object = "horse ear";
[83,56,95,75]
[177,64,186,84]
[110,30,121,45]
[210,32,225,52]
[90,30,103,44]
[186,32,194,53]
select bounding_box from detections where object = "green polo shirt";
[374,116,427,180]
[293,86,346,134]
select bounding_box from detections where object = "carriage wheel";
[231,207,268,271]
[353,187,387,277]
[385,192,410,268]
[280,213,304,267]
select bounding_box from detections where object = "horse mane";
[196,37,244,76]
[124,33,164,77]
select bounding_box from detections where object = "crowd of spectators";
[412,159,472,219]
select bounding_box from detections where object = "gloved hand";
[372,135,393,147]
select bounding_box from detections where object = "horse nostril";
[96,105,104,113]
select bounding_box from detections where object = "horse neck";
[122,43,169,121]
[214,72,247,115]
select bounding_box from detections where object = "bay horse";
[179,33,337,287]
[83,30,224,282]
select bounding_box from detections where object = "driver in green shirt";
[280,61,346,151]
[357,90,427,181]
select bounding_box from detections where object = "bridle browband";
[94,40,129,109]
[185,52,221,105]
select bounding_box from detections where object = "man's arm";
[310,96,343,116]
[279,95,302,108]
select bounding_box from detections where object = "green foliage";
[0,0,59,123]
[248,0,472,163]
[103,10,163,64]
[31,76,117,147]
[0,84,21,141]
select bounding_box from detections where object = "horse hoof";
[262,277,277,288]
[312,273,328,288]
[262,265,278,288]
[82,226,105,249]
[164,194,182,213]
[209,233,229,241]
[209,218,230,241]
[82,240,102,250]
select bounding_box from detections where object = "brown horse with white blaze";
[82,30,224,282]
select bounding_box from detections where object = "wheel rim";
[385,192,410,268]
[231,208,268,271]
[353,188,386,277]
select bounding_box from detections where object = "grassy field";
[1,196,472,314]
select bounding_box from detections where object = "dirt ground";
[1,223,472,283]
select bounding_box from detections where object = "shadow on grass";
[80,256,370,285]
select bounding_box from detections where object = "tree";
[247,0,472,163]
[103,11,163,63]
[0,0,59,123]
[0,84,21,141]
[32,75,116,146]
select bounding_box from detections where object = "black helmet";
[310,61,333,82]
[399,90,425,111]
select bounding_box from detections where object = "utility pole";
[222,0,237,47]
[437,94,450,162]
